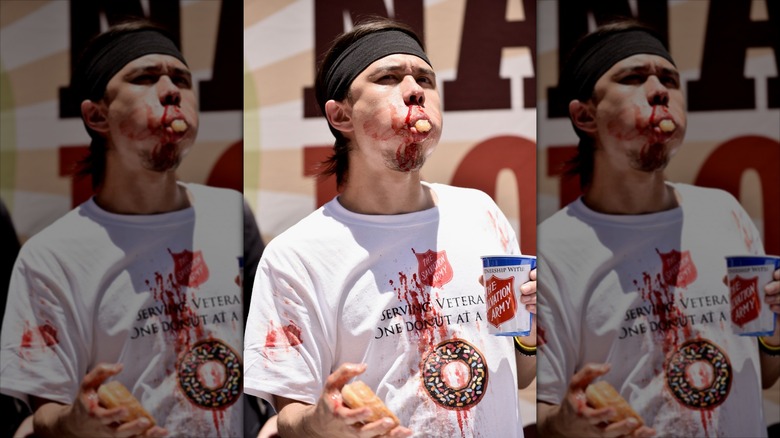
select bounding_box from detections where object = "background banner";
[0,0,243,242]
[537,0,779,428]
[244,0,538,257]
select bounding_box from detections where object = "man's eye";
[619,74,643,84]
[662,76,679,88]
[174,76,192,88]
[132,75,155,84]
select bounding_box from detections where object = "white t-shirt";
[537,183,767,438]
[245,183,525,438]
[0,183,244,437]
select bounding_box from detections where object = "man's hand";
[765,268,780,317]
[520,268,537,314]
[32,363,167,438]
[277,363,412,437]
[539,364,655,438]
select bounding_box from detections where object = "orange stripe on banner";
[0,0,50,28]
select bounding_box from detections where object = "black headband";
[568,29,674,101]
[325,29,431,101]
[80,29,187,101]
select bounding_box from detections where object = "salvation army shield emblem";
[169,248,210,288]
[414,249,454,288]
[729,275,761,327]
[657,248,698,288]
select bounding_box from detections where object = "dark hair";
[313,17,425,188]
[71,20,179,190]
[559,19,667,189]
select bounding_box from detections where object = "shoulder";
[186,183,243,206]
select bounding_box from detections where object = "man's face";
[589,53,686,173]
[101,53,198,173]
[344,53,442,173]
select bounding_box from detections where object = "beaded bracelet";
[758,336,780,357]
[514,337,537,356]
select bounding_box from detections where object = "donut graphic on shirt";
[664,339,731,409]
[420,339,488,409]
[177,339,242,409]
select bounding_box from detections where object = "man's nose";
[403,76,425,106]
[647,76,669,106]
[159,76,181,106]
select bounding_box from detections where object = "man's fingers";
[325,363,367,391]
[601,418,641,438]
[570,363,610,390]
[82,363,123,391]
[529,268,537,281]
[357,417,398,436]
[335,405,372,425]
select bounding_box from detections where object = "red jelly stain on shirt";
[20,321,59,348]
[455,409,471,438]
[487,211,511,254]
[390,271,448,357]
[145,271,204,354]
[633,272,693,355]
[264,320,303,348]
[731,210,756,253]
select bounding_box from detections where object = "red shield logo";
[657,249,698,288]
[169,249,210,288]
[729,275,761,327]
[415,249,453,288]
[485,275,517,329]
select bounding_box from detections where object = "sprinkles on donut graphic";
[420,339,488,409]
[178,339,242,409]
[665,339,731,409]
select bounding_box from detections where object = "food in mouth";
[414,119,431,133]
[171,119,188,133]
[98,381,156,427]
[341,380,400,426]
[658,119,675,133]
[585,381,644,427]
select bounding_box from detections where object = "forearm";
[537,401,564,438]
[516,351,536,389]
[31,402,71,438]
[276,400,319,438]
[759,325,780,389]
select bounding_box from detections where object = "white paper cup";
[725,255,780,336]
[480,255,536,336]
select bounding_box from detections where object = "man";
[536,20,780,438]
[244,17,537,437]
[0,21,244,437]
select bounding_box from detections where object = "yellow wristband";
[514,337,537,356]
[758,336,780,356]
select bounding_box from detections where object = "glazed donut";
[659,119,675,133]
[414,119,431,133]
[585,381,643,427]
[177,339,242,409]
[665,339,731,409]
[171,119,187,133]
[421,339,487,409]
[341,380,400,426]
[98,381,156,427]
